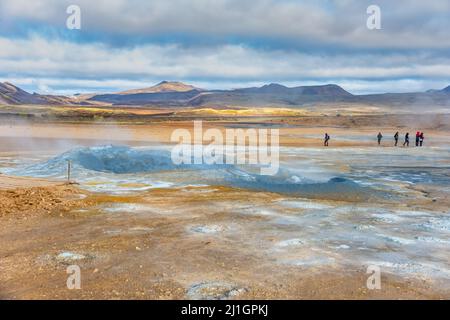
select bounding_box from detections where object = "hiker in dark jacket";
[403,132,410,147]
[419,132,424,146]
[377,132,383,145]
[324,133,330,146]
[394,131,399,146]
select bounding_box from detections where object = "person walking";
[415,131,420,146]
[394,131,399,146]
[324,133,330,147]
[419,132,424,146]
[377,132,383,146]
[403,132,410,147]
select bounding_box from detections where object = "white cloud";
[1,0,450,94]
[1,36,450,82]
[1,0,450,49]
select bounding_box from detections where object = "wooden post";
[67,160,71,183]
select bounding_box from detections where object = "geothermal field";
[0,111,449,299]
[3,0,450,305]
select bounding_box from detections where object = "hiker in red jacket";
[419,132,424,146]
[415,131,420,146]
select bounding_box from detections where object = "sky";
[0,0,450,95]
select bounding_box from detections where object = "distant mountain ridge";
[118,81,203,95]
[234,83,352,96]
[0,82,85,106]
[88,82,355,106]
[0,81,449,108]
[90,89,203,105]
[0,82,47,105]
[185,83,355,107]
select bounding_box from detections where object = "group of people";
[323,131,425,147]
[391,131,425,147]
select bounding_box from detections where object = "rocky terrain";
[0,178,91,220]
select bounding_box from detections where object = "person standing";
[415,131,420,146]
[394,131,399,146]
[419,132,424,146]
[324,133,330,147]
[377,132,383,146]
[403,132,410,147]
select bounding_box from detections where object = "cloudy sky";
[1,0,449,95]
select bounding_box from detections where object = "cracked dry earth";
[0,183,448,300]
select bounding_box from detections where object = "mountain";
[118,81,202,95]
[236,83,292,94]
[0,82,85,106]
[86,81,204,105]
[1,81,450,108]
[89,89,203,106]
[296,84,352,96]
[88,83,353,106]
[428,85,450,94]
[0,82,47,105]
[235,83,351,96]
[188,83,353,107]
